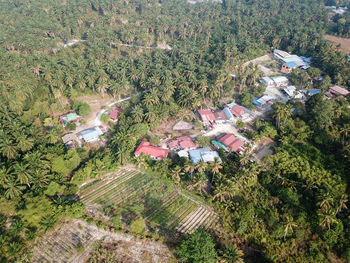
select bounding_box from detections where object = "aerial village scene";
[59,49,349,164]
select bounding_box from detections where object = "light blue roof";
[80,127,103,142]
[285,61,298,68]
[223,107,234,120]
[188,147,221,164]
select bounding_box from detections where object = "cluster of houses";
[256,49,350,110]
[133,104,249,163]
[198,102,252,126]
[134,131,245,163]
[60,107,122,149]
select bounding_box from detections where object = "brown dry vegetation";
[324,34,350,53]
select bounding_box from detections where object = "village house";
[271,76,289,87]
[253,95,273,107]
[198,109,216,124]
[168,136,197,151]
[283,86,303,99]
[223,107,235,122]
[59,112,82,125]
[231,105,246,117]
[134,141,169,160]
[217,133,245,153]
[214,110,228,124]
[188,147,221,164]
[329,86,350,97]
[108,108,122,122]
[281,62,298,74]
[61,133,80,149]
[78,126,106,143]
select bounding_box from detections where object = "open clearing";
[243,54,280,76]
[31,219,174,263]
[324,34,350,53]
[79,168,219,234]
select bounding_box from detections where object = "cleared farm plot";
[79,168,218,233]
[31,219,173,263]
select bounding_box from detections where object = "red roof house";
[231,105,246,117]
[134,141,169,160]
[198,109,216,123]
[108,108,122,121]
[218,134,245,153]
[329,86,350,97]
[168,136,197,150]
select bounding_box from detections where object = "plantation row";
[79,169,219,233]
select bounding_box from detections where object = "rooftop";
[109,108,122,120]
[188,147,221,164]
[214,110,228,121]
[218,133,245,152]
[168,136,197,150]
[80,126,104,142]
[329,86,350,96]
[231,105,246,117]
[134,141,169,159]
[198,109,216,123]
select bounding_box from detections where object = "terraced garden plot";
[79,169,219,233]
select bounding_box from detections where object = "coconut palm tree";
[3,176,26,199]
[183,162,195,180]
[284,216,297,239]
[210,158,222,183]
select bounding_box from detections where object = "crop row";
[79,169,133,197]
[168,203,199,229]
[81,171,139,203]
[94,173,151,205]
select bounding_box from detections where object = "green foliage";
[100,114,110,123]
[44,182,65,197]
[73,101,91,117]
[236,120,245,129]
[194,136,211,148]
[129,218,146,236]
[240,92,254,109]
[176,229,217,263]
[65,122,77,131]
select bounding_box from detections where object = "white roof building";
[178,150,189,158]
[79,126,104,143]
[271,76,289,87]
[283,86,303,99]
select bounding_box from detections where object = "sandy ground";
[70,94,115,133]
[252,137,275,161]
[31,219,174,263]
[243,54,279,76]
[324,34,350,54]
[203,123,239,137]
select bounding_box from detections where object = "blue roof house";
[223,107,234,121]
[80,126,104,143]
[189,147,222,164]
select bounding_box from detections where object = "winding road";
[95,89,149,126]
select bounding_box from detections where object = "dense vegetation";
[0,0,349,262]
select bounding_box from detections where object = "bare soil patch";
[31,219,174,263]
[243,54,280,76]
[324,34,350,53]
[75,94,115,127]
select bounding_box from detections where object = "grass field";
[78,168,218,234]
